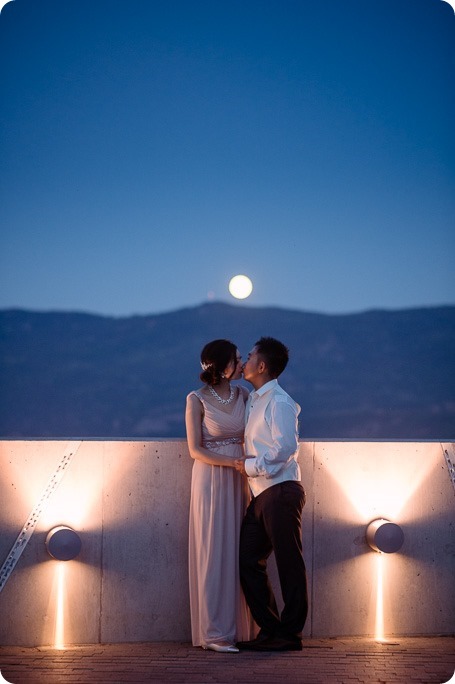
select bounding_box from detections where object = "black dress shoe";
[250,635,303,651]
[235,632,272,650]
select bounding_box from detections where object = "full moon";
[228,274,253,299]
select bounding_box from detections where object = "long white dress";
[188,387,252,647]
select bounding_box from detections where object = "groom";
[234,337,308,651]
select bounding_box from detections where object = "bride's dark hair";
[200,339,238,386]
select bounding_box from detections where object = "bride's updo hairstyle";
[200,339,238,386]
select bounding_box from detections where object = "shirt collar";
[251,378,278,398]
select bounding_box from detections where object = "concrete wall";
[0,440,453,646]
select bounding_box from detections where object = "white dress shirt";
[244,379,301,497]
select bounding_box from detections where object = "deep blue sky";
[1,0,454,316]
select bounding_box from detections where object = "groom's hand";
[234,457,246,474]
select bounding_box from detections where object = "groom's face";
[242,346,262,386]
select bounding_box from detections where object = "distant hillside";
[0,303,454,440]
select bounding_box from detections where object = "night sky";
[1,0,454,316]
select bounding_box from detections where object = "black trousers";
[239,480,308,638]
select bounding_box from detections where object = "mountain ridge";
[1,303,454,440]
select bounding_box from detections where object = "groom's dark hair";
[255,337,289,378]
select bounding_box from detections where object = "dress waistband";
[204,437,243,449]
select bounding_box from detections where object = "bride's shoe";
[203,641,239,653]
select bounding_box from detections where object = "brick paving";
[0,638,454,684]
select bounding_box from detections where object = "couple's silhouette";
[185,337,308,653]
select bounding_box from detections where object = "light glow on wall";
[314,443,439,641]
[319,444,438,521]
[37,443,141,647]
[54,562,66,650]
[40,470,101,533]
[375,553,385,642]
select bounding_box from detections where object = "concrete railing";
[0,440,454,646]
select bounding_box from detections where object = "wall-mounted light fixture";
[45,526,82,561]
[366,518,404,553]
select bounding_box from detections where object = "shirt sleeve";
[244,396,299,479]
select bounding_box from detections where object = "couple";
[185,337,308,654]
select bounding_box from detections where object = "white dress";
[188,387,252,647]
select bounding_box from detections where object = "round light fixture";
[366,518,404,554]
[46,526,82,561]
